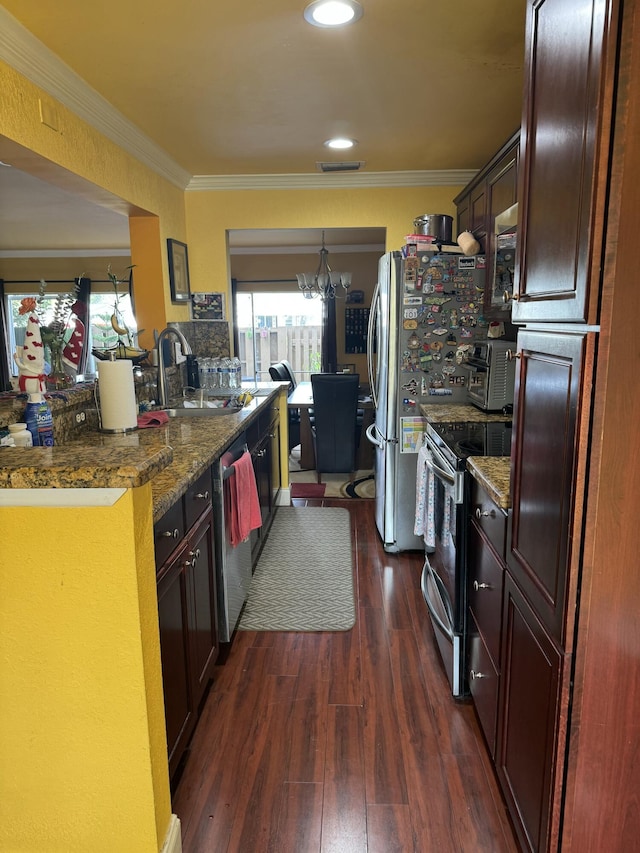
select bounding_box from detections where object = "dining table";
[288,380,375,471]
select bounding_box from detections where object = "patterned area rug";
[289,469,375,499]
[238,507,355,632]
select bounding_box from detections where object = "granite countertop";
[466,456,511,510]
[0,386,281,522]
[419,402,512,423]
[419,402,512,508]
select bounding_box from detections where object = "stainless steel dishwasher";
[212,433,253,642]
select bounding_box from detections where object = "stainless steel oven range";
[419,419,511,698]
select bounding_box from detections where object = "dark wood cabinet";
[155,473,219,781]
[507,329,594,647]
[157,540,194,780]
[512,0,617,324]
[494,0,623,846]
[248,402,280,564]
[454,131,519,319]
[497,573,564,853]
[185,510,218,708]
[467,481,507,758]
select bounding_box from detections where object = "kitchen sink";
[164,403,244,417]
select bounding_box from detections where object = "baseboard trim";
[160,815,182,853]
[277,488,291,506]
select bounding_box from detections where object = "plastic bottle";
[8,422,33,447]
[231,357,242,389]
[219,358,231,390]
[24,394,54,447]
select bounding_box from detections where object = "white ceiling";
[0,0,527,254]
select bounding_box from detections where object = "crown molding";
[0,7,191,189]
[0,7,478,194]
[229,243,386,255]
[0,248,131,259]
[186,169,478,191]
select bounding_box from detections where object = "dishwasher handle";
[221,443,249,480]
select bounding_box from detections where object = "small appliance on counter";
[461,339,516,412]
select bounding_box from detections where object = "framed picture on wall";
[191,292,226,321]
[167,239,191,303]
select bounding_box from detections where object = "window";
[6,290,137,377]
[235,291,322,382]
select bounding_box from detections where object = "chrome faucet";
[156,326,193,408]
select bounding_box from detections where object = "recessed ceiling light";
[303,0,364,28]
[324,137,357,150]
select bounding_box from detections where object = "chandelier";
[296,232,352,299]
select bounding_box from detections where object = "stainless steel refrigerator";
[365,249,488,552]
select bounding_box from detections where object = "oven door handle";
[425,454,455,487]
[421,560,454,641]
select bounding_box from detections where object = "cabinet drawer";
[470,479,506,558]
[468,523,504,665]
[184,468,212,530]
[468,617,500,758]
[154,500,185,567]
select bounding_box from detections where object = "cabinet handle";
[255,449,267,457]
[189,548,201,560]
[195,490,210,501]
[470,670,486,680]
[475,507,496,520]
[506,349,521,362]
[473,580,492,592]
[160,528,180,539]
[502,290,520,303]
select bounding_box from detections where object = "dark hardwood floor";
[172,497,519,852]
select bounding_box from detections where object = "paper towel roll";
[97,359,138,432]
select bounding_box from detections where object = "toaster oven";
[462,339,516,411]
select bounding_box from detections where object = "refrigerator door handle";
[366,422,382,447]
[366,422,397,447]
[367,281,381,409]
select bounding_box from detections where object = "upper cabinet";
[454,132,520,320]
[511,0,618,324]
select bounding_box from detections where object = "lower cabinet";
[155,472,219,781]
[248,403,281,565]
[468,477,567,852]
[467,482,506,758]
[496,572,563,853]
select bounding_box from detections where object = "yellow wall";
[0,60,190,350]
[0,485,170,852]
[186,185,460,290]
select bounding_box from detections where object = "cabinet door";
[470,182,487,251]
[513,0,618,323]
[249,433,270,561]
[497,572,563,853]
[153,499,184,567]
[185,509,218,708]
[456,192,471,238]
[485,143,519,315]
[157,545,195,779]
[269,416,281,504]
[507,329,594,646]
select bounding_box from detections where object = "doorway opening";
[235,290,322,382]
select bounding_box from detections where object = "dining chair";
[269,360,301,450]
[310,373,361,483]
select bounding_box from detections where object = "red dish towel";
[228,450,262,547]
[137,411,169,428]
